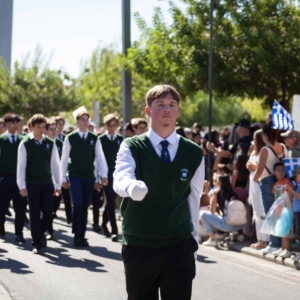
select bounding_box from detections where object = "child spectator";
[201,176,244,247]
[271,162,294,258]
[284,166,300,261]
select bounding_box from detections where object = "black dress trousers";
[122,236,198,300]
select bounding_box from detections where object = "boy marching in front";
[0,113,26,242]
[17,114,61,254]
[99,114,123,241]
[61,111,108,247]
[114,85,204,300]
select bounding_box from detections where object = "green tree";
[125,0,300,110]
[0,49,79,119]
[78,45,151,121]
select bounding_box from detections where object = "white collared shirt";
[17,134,62,190]
[113,128,205,244]
[61,129,108,182]
[105,131,117,141]
[5,131,17,143]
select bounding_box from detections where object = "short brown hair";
[30,114,47,127]
[3,113,20,123]
[132,118,148,129]
[55,116,65,124]
[145,84,180,106]
[103,113,119,125]
[76,112,90,120]
[46,119,57,130]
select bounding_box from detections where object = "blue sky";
[12,0,183,77]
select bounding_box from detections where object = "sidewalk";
[226,240,300,271]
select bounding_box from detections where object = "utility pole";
[122,0,132,126]
[207,0,214,182]
[0,0,14,70]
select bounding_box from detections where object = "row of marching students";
[0,111,123,254]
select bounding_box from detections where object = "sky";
[12,0,183,77]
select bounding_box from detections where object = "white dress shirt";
[61,129,108,182]
[113,128,205,244]
[105,131,117,141]
[6,131,18,143]
[17,134,62,190]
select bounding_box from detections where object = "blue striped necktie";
[160,140,171,164]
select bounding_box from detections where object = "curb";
[0,281,12,300]
[227,241,300,271]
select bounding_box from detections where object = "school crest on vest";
[90,140,94,146]
[180,168,188,181]
[45,143,50,149]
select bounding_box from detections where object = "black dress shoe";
[15,235,26,243]
[93,224,102,233]
[111,234,118,242]
[41,235,47,248]
[0,225,5,237]
[74,237,82,247]
[81,238,89,247]
[102,226,111,238]
[6,209,12,217]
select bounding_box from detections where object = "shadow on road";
[42,247,107,273]
[197,254,217,264]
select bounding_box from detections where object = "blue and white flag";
[284,158,300,186]
[272,100,294,130]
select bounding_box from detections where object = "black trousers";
[122,237,198,300]
[91,189,104,226]
[27,183,54,247]
[48,195,61,235]
[0,175,25,236]
[62,187,72,223]
[102,177,118,234]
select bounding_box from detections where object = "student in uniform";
[0,113,26,242]
[131,118,148,135]
[17,114,61,254]
[114,84,205,300]
[45,119,63,240]
[61,111,108,247]
[55,116,72,223]
[55,116,66,141]
[99,114,123,242]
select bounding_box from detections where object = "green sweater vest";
[23,136,54,184]
[0,133,23,175]
[68,131,97,178]
[55,138,63,159]
[99,134,123,177]
[121,134,203,248]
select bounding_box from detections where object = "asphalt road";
[1,206,300,300]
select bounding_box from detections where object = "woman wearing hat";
[280,130,300,158]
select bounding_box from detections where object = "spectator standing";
[280,130,300,158]
[253,122,288,254]
[247,129,268,249]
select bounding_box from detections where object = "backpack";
[225,198,247,226]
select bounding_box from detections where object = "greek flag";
[284,158,300,186]
[272,100,294,130]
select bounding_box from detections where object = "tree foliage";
[77,45,151,121]
[125,0,300,110]
[0,49,79,119]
